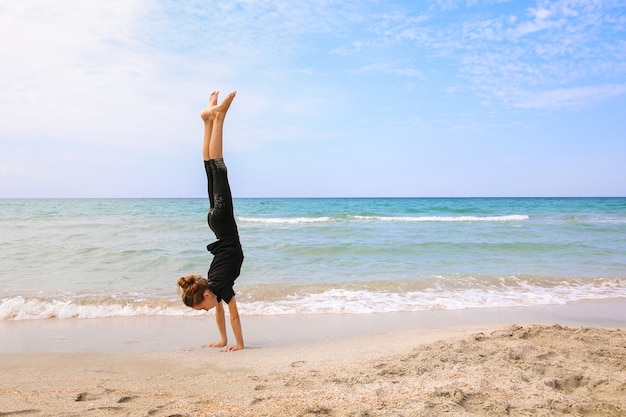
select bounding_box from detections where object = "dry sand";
[1,301,625,416]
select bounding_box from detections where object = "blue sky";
[1,0,625,198]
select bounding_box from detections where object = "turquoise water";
[1,198,625,319]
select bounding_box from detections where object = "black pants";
[205,158,237,240]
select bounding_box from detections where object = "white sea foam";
[238,216,332,224]
[2,278,624,320]
[238,280,626,315]
[350,215,530,222]
[0,296,202,320]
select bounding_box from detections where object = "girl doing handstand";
[177,90,244,352]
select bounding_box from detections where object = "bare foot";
[200,90,236,121]
[209,90,219,106]
[200,90,219,121]
[204,341,227,348]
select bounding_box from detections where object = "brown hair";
[177,274,209,308]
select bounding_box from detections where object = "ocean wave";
[238,278,625,314]
[2,277,623,320]
[238,216,332,224]
[349,214,530,222]
[237,214,530,225]
[560,215,626,224]
[0,296,201,320]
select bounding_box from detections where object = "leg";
[209,91,236,159]
[200,91,219,161]
[201,90,236,223]
[199,90,236,160]
[207,159,237,239]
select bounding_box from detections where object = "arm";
[205,301,227,348]
[223,296,244,352]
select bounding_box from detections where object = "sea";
[1,198,625,321]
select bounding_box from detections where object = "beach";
[2,198,625,415]
[2,299,625,416]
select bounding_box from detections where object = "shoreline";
[1,298,625,416]
[2,297,624,353]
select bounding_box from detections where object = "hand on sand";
[222,345,243,352]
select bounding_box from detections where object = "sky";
[1,0,625,198]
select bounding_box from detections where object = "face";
[193,290,217,311]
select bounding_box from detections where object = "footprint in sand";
[74,392,102,402]
[146,405,189,417]
[117,395,139,403]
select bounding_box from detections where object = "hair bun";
[177,274,199,289]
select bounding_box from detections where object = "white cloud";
[354,61,424,78]
[1,0,346,151]
[532,7,552,20]
[353,0,626,110]
[456,1,626,108]
[0,0,184,143]
[507,8,561,39]
[507,83,626,109]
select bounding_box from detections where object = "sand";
[1,299,625,416]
